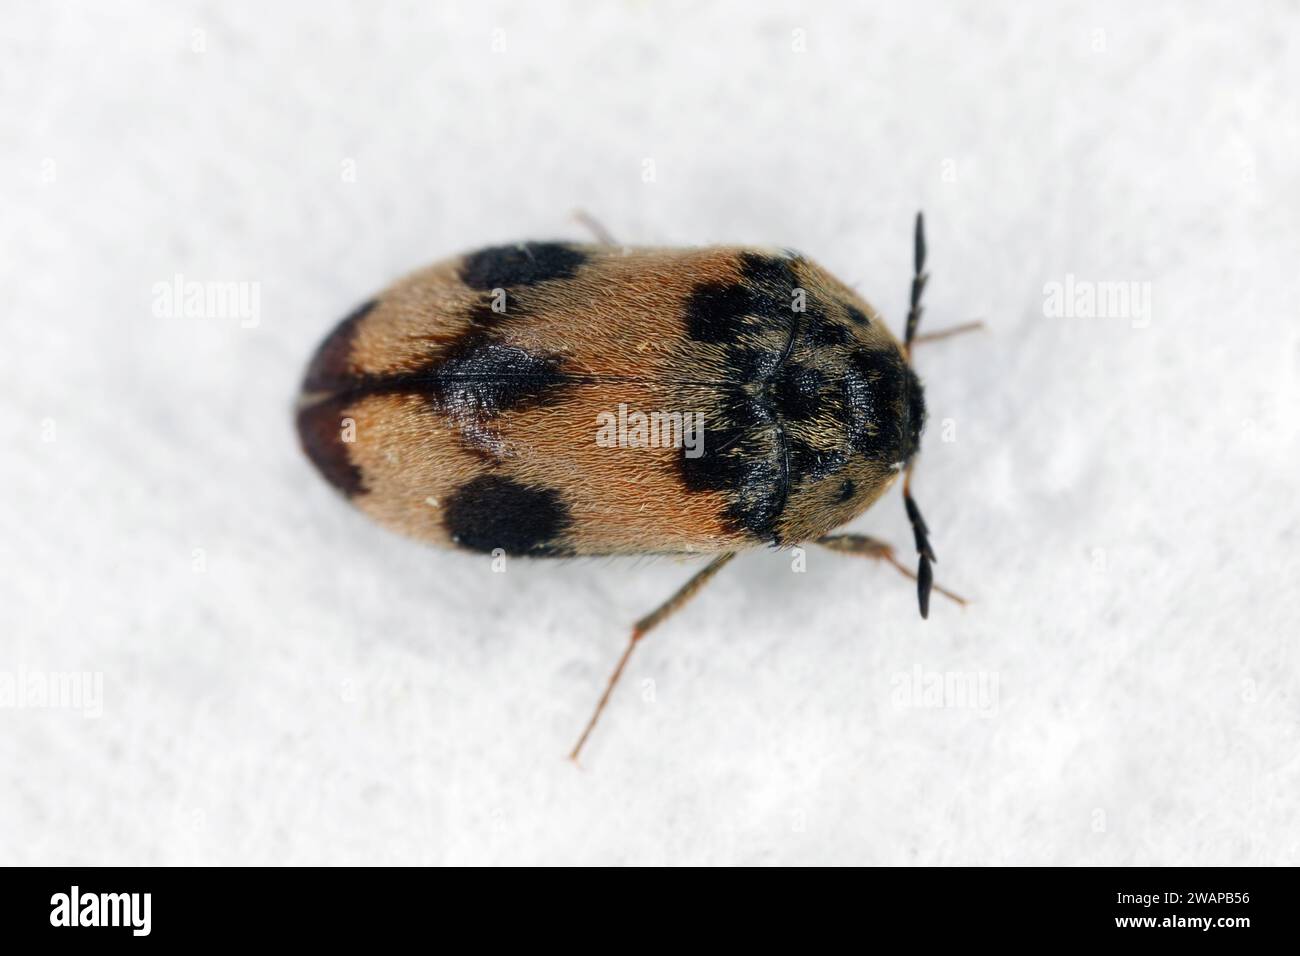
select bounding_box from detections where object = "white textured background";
[3,0,1297,865]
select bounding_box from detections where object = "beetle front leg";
[569,552,737,764]
[815,533,967,607]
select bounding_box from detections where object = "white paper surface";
[2,0,1296,865]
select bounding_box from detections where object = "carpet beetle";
[296,213,975,760]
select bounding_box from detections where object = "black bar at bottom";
[0,866,1286,943]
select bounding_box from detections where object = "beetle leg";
[572,209,618,246]
[911,319,985,345]
[815,533,967,608]
[569,552,736,764]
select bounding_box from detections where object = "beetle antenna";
[903,211,934,618]
[903,466,935,619]
[904,211,927,358]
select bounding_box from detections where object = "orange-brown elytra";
[296,213,976,762]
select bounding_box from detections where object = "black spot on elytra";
[442,475,572,555]
[679,254,863,540]
[684,282,753,343]
[679,420,752,493]
[459,243,588,290]
[307,335,571,418]
[770,363,824,423]
[844,304,870,327]
[427,338,571,417]
[685,253,798,343]
[678,406,786,540]
[838,478,856,502]
[296,398,365,498]
[738,252,797,290]
[302,299,377,393]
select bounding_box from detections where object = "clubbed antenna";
[904,211,927,356]
[904,211,933,618]
[903,469,935,618]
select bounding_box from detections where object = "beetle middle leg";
[569,551,736,763]
[816,533,966,607]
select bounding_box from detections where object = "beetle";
[296,213,975,760]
